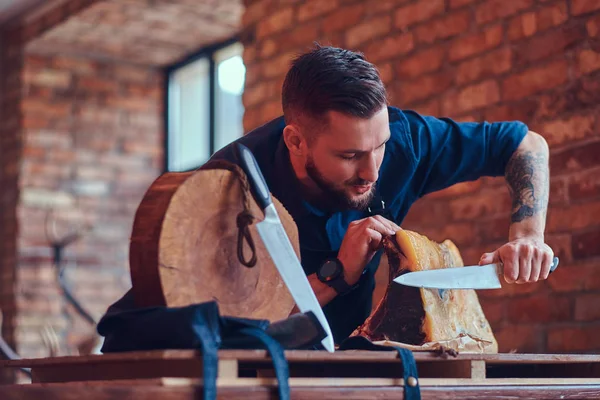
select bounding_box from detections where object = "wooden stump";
[129,168,297,322]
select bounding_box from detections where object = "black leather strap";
[339,336,421,400]
[237,327,290,400]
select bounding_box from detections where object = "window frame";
[163,36,241,172]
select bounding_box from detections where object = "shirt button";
[406,376,418,387]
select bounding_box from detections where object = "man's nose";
[358,153,379,183]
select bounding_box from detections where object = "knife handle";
[233,143,273,210]
[550,256,559,273]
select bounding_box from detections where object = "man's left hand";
[479,237,554,284]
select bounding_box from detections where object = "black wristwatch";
[316,258,356,296]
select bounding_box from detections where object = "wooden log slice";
[129,167,297,322]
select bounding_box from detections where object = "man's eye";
[339,154,357,160]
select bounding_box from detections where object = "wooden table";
[2,349,600,399]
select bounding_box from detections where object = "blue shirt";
[210,106,528,343]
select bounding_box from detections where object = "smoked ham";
[352,229,498,353]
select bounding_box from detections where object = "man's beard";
[305,155,375,211]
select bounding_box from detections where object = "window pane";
[167,57,210,172]
[214,43,245,153]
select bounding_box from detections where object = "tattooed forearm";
[505,150,549,223]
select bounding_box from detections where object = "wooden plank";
[4,349,600,368]
[30,358,203,384]
[1,383,600,400]
[12,352,600,384]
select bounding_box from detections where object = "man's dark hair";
[282,45,387,127]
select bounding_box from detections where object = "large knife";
[394,256,559,289]
[234,143,335,353]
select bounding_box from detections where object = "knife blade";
[234,143,335,353]
[394,256,559,290]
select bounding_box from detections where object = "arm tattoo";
[505,151,549,223]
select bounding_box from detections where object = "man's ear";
[283,124,306,156]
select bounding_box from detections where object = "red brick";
[52,56,97,75]
[515,24,587,65]
[243,110,262,131]
[442,80,500,115]
[243,80,279,107]
[456,47,511,85]
[110,65,160,84]
[364,32,414,63]
[427,180,483,200]
[475,0,534,24]
[394,46,445,79]
[394,0,445,29]
[256,7,294,39]
[537,1,568,31]
[297,1,338,21]
[571,0,600,15]
[507,294,572,323]
[377,62,393,85]
[23,69,71,89]
[396,70,454,104]
[550,141,600,176]
[547,201,600,232]
[345,15,391,48]
[575,293,600,321]
[478,298,505,325]
[587,14,600,37]
[402,198,452,227]
[578,49,600,75]
[548,325,600,352]
[410,98,441,116]
[259,99,282,123]
[480,276,542,298]
[484,100,538,122]
[501,59,568,100]
[414,10,472,44]
[125,83,161,100]
[476,216,510,243]
[449,188,511,222]
[449,24,503,62]
[78,77,119,92]
[105,96,157,113]
[258,39,277,59]
[22,99,72,118]
[244,63,262,87]
[545,233,573,263]
[549,177,569,207]
[449,0,478,9]
[539,114,596,147]
[507,11,537,40]
[262,51,295,79]
[572,229,600,259]
[495,324,544,353]
[243,46,257,64]
[271,23,320,58]
[322,3,365,34]
[569,167,600,200]
[367,0,412,13]
[242,0,273,26]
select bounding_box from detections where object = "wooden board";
[4,349,600,382]
[2,383,600,400]
[3,350,600,399]
[129,168,297,321]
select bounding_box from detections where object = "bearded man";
[211,45,554,344]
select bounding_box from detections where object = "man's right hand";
[337,215,401,285]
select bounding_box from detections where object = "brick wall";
[241,0,600,353]
[0,26,23,383]
[14,53,164,358]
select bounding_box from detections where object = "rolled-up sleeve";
[404,110,529,197]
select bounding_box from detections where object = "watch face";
[320,260,340,280]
